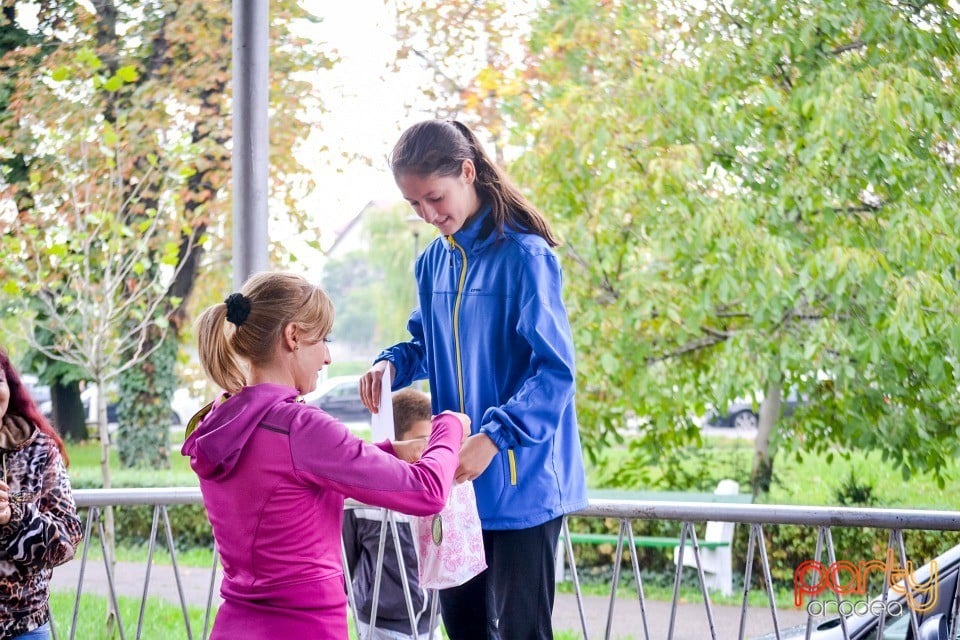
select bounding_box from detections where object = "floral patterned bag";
[414,480,486,589]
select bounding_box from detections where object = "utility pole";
[232,0,270,289]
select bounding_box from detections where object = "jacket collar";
[442,204,496,253]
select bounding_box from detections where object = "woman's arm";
[0,443,82,569]
[290,411,468,516]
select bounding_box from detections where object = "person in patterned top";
[0,347,83,640]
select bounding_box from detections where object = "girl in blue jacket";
[360,119,588,640]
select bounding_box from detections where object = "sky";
[297,1,433,255]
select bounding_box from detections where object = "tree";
[510,0,960,495]
[4,134,195,595]
[391,0,537,161]
[320,205,424,355]
[1,1,336,468]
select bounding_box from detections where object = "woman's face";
[396,160,481,236]
[0,367,9,418]
[293,338,331,395]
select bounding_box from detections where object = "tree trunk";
[751,380,783,498]
[50,381,87,441]
[116,221,206,469]
[95,376,117,628]
[117,328,175,469]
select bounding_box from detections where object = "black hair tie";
[224,293,251,327]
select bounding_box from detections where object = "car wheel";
[732,410,759,430]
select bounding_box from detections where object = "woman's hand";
[0,480,11,526]
[358,360,395,413]
[455,433,498,484]
[392,438,428,463]
[438,410,471,442]
[394,412,471,462]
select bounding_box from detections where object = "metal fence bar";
[737,524,758,640]
[560,516,590,640]
[72,489,960,529]
[605,519,627,640]
[56,489,960,640]
[755,525,781,639]
[576,499,960,529]
[162,505,194,640]
[624,524,652,640]
[202,547,219,640]
[135,505,161,639]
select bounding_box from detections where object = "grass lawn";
[66,437,198,488]
[49,591,211,640]
[589,433,960,510]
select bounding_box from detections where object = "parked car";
[705,391,803,430]
[39,385,203,431]
[303,375,370,424]
[21,374,52,406]
[755,543,960,639]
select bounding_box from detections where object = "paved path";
[51,559,808,639]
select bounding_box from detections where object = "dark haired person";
[360,120,588,640]
[0,348,83,640]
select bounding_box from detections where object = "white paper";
[369,366,394,442]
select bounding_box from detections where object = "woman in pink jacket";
[182,271,468,639]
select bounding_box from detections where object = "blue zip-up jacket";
[376,206,588,530]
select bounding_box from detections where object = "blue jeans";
[12,622,51,640]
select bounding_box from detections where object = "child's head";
[391,387,432,441]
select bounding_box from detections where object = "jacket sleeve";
[290,411,462,516]
[374,308,430,391]
[0,445,82,569]
[479,250,578,450]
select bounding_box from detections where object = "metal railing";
[50,488,960,640]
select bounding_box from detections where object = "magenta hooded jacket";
[181,383,462,640]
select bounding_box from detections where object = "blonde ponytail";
[196,303,247,394]
[195,271,335,394]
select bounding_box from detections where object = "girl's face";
[396,160,482,236]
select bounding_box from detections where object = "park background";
[1,0,959,605]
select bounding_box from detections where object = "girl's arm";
[479,252,577,450]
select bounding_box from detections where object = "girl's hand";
[0,480,11,526]
[455,433,498,484]
[358,360,395,413]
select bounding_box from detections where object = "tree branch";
[832,40,866,56]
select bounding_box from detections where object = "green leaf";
[75,47,102,70]
[103,75,124,92]
[103,122,118,147]
[51,67,70,82]
[116,65,139,83]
